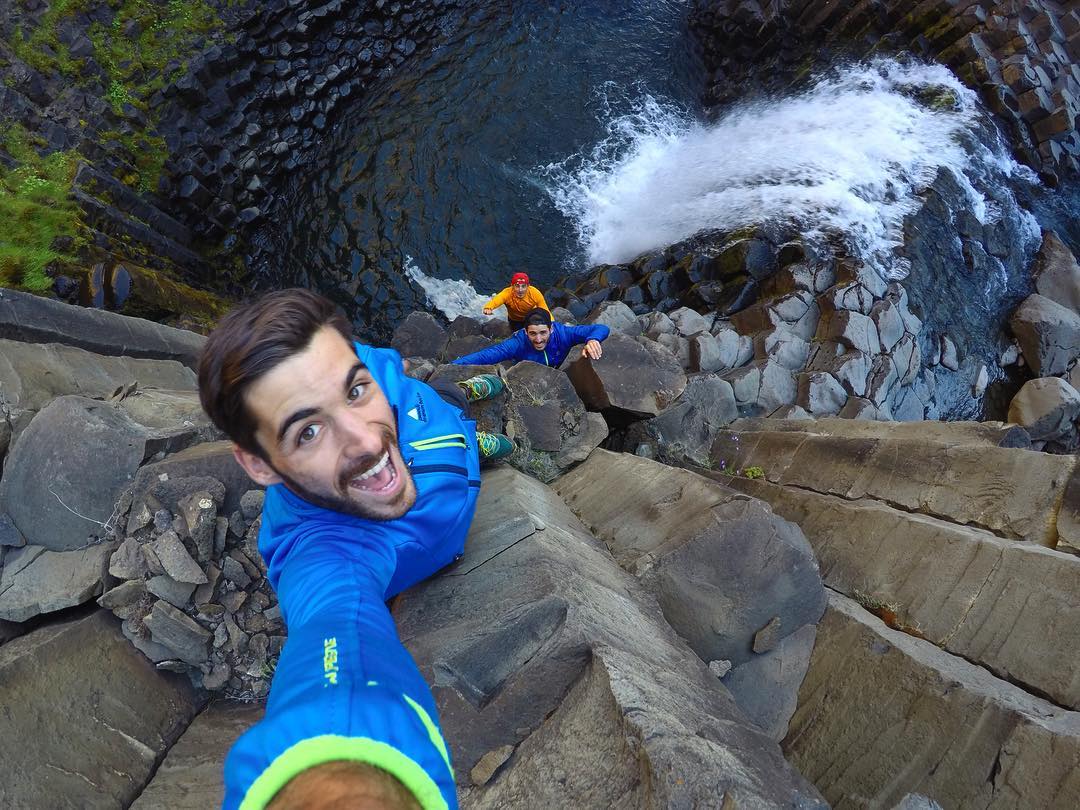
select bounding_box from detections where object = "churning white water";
[404,255,492,320]
[540,58,1037,279]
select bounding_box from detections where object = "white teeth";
[353,451,389,482]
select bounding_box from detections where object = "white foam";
[404,255,496,320]
[539,58,1036,279]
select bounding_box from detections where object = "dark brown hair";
[523,307,552,328]
[198,289,352,456]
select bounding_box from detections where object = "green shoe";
[476,432,514,461]
[458,373,505,402]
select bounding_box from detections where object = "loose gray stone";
[221,557,252,589]
[151,531,208,585]
[144,600,211,666]
[239,490,265,521]
[147,575,197,609]
[110,536,149,580]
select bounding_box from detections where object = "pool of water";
[259,0,704,339]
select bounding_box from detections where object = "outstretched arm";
[566,323,609,360]
[450,337,520,366]
[482,289,510,316]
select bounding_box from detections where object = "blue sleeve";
[565,323,610,344]
[451,336,521,366]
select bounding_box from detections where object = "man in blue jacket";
[452,308,609,368]
[198,289,511,810]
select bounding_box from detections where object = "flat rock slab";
[130,702,264,810]
[0,610,202,808]
[395,467,824,807]
[712,428,1077,545]
[730,416,1032,449]
[786,592,1080,808]
[731,476,1080,711]
[0,287,205,368]
[0,395,215,551]
[0,338,196,434]
[0,542,115,622]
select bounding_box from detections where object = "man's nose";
[338,412,383,454]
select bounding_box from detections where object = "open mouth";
[345,449,401,496]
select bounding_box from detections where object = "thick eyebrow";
[343,361,366,394]
[278,407,319,444]
[276,361,368,444]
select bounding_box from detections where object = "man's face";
[525,323,551,351]
[512,281,528,298]
[237,326,417,521]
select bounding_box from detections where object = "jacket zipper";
[409,462,481,488]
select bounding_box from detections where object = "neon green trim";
[410,433,466,449]
[403,695,452,774]
[412,441,467,451]
[239,735,448,810]
[543,349,549,365]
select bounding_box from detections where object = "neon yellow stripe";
[412,442,467,451]
[410,433,466,448]
[403,695,453,775]
[239,735,448,810]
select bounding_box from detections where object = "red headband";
[511,273,529,285]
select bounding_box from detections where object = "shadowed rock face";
[395,466,825,807]
[0,610,202,809]
[787,592,1080,809]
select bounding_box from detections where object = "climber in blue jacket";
[198,289,512,810]
[451,307,609,367]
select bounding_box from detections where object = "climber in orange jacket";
[482,272,551,331]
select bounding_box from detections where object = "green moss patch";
[0,124,82,292]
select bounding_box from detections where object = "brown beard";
[271,430,416,521]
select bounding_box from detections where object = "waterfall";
[539,58,1039,280]
[403,255,492,321]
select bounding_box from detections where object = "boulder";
[712,327,748,371]
[555,451,826,671]
[1009,294,1080,376]
[797,372,847,416]
[645,375,738,465]
[871,298,905,353]
[722,623,817,741]
[586,300,641,336]
[504,362,606,479]
[1032,231,1080,314]
[0,396,209,551]
[0,611,201,808]
[1008,377,1080,441]
[129,702,265,810]
[444,334,495,363]
[638,310,675,339]
[753,327,810,372]
[565,331,686,418]
[0,543,114,622]
[390,311,448,360]
[396,466,825,806]
[668,306,709,337]
[687,331,724,372]
[0,287,205,367]
[786,592,1080,808]
[822,309,881,356]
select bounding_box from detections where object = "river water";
[263,0,1073,344]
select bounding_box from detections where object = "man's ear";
[233,445,283,487]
